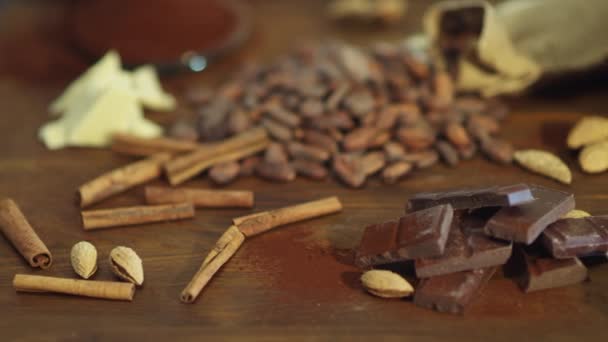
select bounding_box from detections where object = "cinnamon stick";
[200,225,243,268]
[0,199,52,269]
[144,186,254,208]
[81,203,195,230]
[233,196,343,237]
[111,133,200,157]
[232,211,266,226]
[78,153,172,208]
[165,127,270,185]
[180,225,245,303]
[13,274,135,301]
[181,197,343,303]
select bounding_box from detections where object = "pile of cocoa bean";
[172,41,513,187]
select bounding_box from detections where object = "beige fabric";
[497,0,608,74]
[423,0,541,97]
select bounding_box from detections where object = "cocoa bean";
[292,159,328,180]
[467,114,500,138]
[396,125,435,150]
[436,141,459,167]
[286,142,330,162]
[262,118,293,141]
[431,71,454,109]
[227,110,252,135]
[299,98,325,118]
[401,150,439,169]
[485,98,509,120]
[169,118,199,142]
[256,161,296,182]
[454,96,487,114]
[480,136,513,164]
[458,143,477,160]
[240,156,261,176]
[265,103,301,128]
[343,127,378,151]
[264,143,289,164]
[302,130,338,154]
[332,154,366,188]
[326,83,350,111]
[328,128,344,142]
[344,90,375,118]
[375,106,400,130]
[395,103,421,126]
[209,161,240,185]
[382,161,412,183]
[384,141,407,162]
[369,130,391,149]
[402,52,430,80]
[360,151,386,175]
[444,122,471,149]
[197,97,233,141]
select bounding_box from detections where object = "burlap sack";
[422,0,608,97]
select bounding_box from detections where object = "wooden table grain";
[1,1,608,341]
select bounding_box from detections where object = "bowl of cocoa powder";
[69,0,251,73]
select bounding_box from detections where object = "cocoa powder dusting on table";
[239,226,360,301]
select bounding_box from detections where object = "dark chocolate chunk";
[541,216,608,259]
[484,185,575,244]
[415,213,512,278]
[356,204,454,268]
[407,183,534,212]
[507,247,587,292]
[414,267,496,314]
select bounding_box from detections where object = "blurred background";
[0,0,464,80]
[0,0,606,95]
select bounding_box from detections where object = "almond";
[514,149,572,184]
[70,241,98,279]
[567,116,608,149]
[360,270,413,298]
[109,246,144,286]
[579,140,608,173]
[562,209,591,219]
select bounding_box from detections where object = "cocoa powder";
[239,226,360,301]
[71,0,239,65]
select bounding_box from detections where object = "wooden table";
[1,1,608,340]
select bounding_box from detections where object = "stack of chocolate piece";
[178,41,512,187]
[356,183,608,314]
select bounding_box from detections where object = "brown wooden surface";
[1,1,608,341]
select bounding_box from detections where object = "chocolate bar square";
[356,204,453,267]
[407,183,534,212]
[541,216,608,258]
[484,185,575,244]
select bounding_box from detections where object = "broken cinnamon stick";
[232,211,267,226]
[233,196,343,237]
[165,127,270,185]
[81,203,195,230]
[78,153,172,208]
[144,186,254,208]
[180,225,245,303]
[13,274,135,301]
[111,133,200,157]
[180,197,343,303]
[0,199,52,269]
